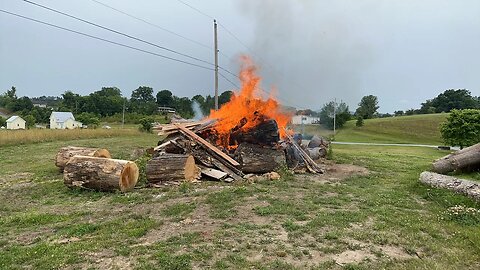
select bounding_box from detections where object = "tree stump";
[234,143,286,174]
[64,156,139,192]
[146,154,200,184]
[56,146,111,171]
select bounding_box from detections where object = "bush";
[0,116,5,127]
[76,112,100,128]
[440,109,480,148]
[139,117,154,132]
[355,116,364,127]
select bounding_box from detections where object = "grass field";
[1,131,479,269]
[296,114,448,145]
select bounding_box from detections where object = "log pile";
[151,116,325,185]
[55,146,111,172]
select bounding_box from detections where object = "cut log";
[419,171,480,201]
[306,147,327,160]
[146,154,200,184]
[230,119,280,146]
[307,135,329,148]
[64,156,138,192]
[432,143,480,174]
[234,143,286,174]
[56,146,111,171]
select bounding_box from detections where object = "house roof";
[51,112,75,123]
[6,115,25,123]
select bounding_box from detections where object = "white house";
[50,112,82,129]
[6,116,26,130]
[291,115,320,125]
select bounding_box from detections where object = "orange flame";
[208,56,292,145]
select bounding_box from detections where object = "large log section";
[64,156,138,192]
[146,154,200,184]
[419,171,480,201]
[56,146,111,171]
[432,143,480,174]
[234,143,286,174]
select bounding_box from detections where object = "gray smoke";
[237,0,373,111]
[192,100,204,120]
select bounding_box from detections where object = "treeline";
[0,86,232,126]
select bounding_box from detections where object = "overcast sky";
[1,0,479,112]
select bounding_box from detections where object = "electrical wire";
[0,9,214,71]
[21,0,213,67]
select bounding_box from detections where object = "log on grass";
[234,143,286,174]
[432,143,480,174]
[146,154,200,184]
[56,146,111,171]
[64,156,138,192]
[419,171,480,201]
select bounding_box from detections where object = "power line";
[0,9,214,71]
[21,0,213,67]
[174,0,215,20]
[218,72,239,89]
[90,0,212,51]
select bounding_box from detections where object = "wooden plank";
[211,159,243,181]
[175,123,240,167]
[201,167,228,180]
[153,120,207,131]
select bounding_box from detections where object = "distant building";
[158,106,176,113]
[50,112,82,129]
[33,103,47,108]
[291,115,320,125]
[6,116,26,130]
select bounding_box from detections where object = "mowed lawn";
[298,114,448,145]
[1,130,480,269]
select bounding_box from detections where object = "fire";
[208,56,292,148]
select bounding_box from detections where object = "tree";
[219,91,233,106]
[394,110,404,116]
[11,96,33,112]
[0,116,5,127]
[319,101,351,130]
[131,86,156,115]
[88,87,124,116]
[156,90,174,107]
[173,96,194,118]
[421,89,479,113]
[356,95,379,119]
[139,117,154,132]
[76,112,100,127]
[356,116,364,127]
[440,109,480,149]
[23,115,36,128]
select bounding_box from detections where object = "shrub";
[0,116,5,127]
[355,116,364,127]
[440,109,480,148]
[139,117,154,132]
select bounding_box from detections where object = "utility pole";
[333,98,336,136]
[214,19,219,110]
[122,98,126,129]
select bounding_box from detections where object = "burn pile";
[147,57,324,186]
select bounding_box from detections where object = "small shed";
[6,116,26,130]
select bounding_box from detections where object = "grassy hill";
[296,113,449,145]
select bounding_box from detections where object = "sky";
[1,0,479,113]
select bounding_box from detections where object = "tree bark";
[56,146,111,171]
[419,171,480,201]
[146,154,200,184]
[64,156,138,192]
[432,143,480,174]
[234,143,286,174]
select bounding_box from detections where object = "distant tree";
[405,109,416,115]
[156,90,174,107]
[173,96,194,118]
[130,86,156,115]
[421,89,479,113]
[30,107,51,123]
[355,95,379,119]
[319,101,351,130]
[440,109,480,149]
[356,116,364,127]
[394,110,404,116]
[23,114,36,128]
[61,91,81,112]
[6,86,17,99]
[11,96,33,112]
[0,116,5,127]
[76,112,100,127]
[88,87,124,116]
[218,91,233,106]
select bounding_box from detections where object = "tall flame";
[209,56,292,141]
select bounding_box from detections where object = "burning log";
[234,143,286,174]
[63,156,138,192]
[56,146,111,171]
[432,143,480,174]
[230,118,280,146]
[146,154,200,184]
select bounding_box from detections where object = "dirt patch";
[307,162,369,184]
[333,249,374,265]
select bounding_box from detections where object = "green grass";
[1,128,480,269]
[297,113,448,145]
